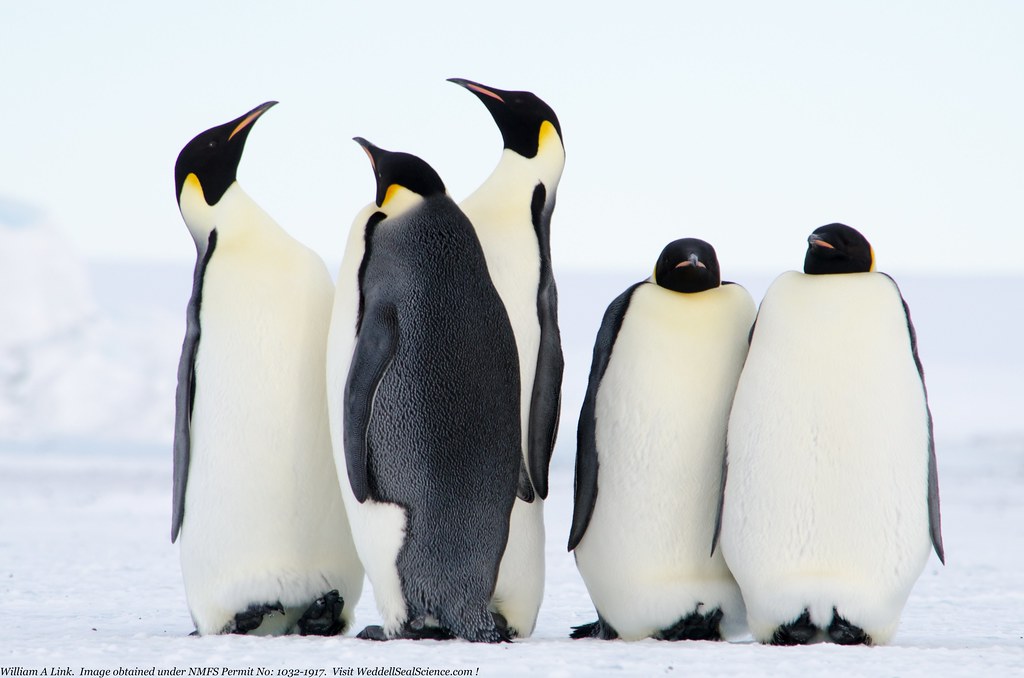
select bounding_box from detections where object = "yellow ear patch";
[381,183,402,207]
[869,246,876,272]
[538,120,560,151]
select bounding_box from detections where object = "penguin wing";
[883,274,945,564]
[343,301,399,504]
[567,282,644,551]
[527,183,564,500]
[171,231,217,544]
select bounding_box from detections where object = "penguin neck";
[178,182,286,251]
[461,145,564,221]
[377,185,428,220]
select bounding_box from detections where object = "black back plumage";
[344,190,521,642]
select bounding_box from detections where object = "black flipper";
[710,452,728,557]
[569,614,620,640]
[656,607,724,641]
[882,274,944,564]
[171,229,217,544]
[527,183,564,500]
[770,609,817,646]
[567,282,644,551]
[297,590,346,636]
[343,301,399,504]
[224,601,285,635]
[828,608,871,645]
[516,459,536,502]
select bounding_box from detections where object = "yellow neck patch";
[538,120,560,152]
[381,183,402,208]
[183,173,205,200]
[869,246,876,272]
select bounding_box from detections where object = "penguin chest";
[474,212,542,344]
[187,245,332,510]
[725,272,931,572]
[588,284,755,561]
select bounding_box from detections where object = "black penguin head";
[803,223,875,275]
[447,78,562,158]
[174,101,277,206]
[353,137,447,208]
[653,238,722,293]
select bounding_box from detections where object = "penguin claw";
[656,607,724,641]
[828,609,871,645]
[770,610,817,646]
[297,589,346,636]
[225,601,285,635]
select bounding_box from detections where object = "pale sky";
[3,1,1022,276]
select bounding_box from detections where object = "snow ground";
[2,261,1023,675]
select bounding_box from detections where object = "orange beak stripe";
[465,82,504,104]
[228,107,269,141]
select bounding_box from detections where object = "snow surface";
[2,246,1023,674]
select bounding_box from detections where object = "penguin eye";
[207,139,219,150]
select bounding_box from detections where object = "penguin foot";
[355,621,456,642]
[297,589,346,636]
[656,606,724,641]
[569,616,619,640]
[224,601,285,635]
[770,610,817,646]
[462,625,512,643]
[356,625,387,641]
[406,617,457,641]
[828,609,871,645]
[490,611,514,639]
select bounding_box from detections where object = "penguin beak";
[808,234,835,250]
[447,77,506,104]
[353,136,380,172]
[354,137,396,207]
[228,101,278,142]
[675,253,706,269]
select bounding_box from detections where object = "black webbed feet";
[770,609,817,646]
[828,608,871,645]
[569,615,619,640]
[225,601,285,634]
[656,606,724,641]
[297,589,346,636]
[356,624,387,641]
[355,619,457,641]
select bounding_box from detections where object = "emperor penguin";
[568,239,753,641]
[326,138,521,643]
[172,102,363,636]
[716,223,944,645]
[448,78,565,637]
